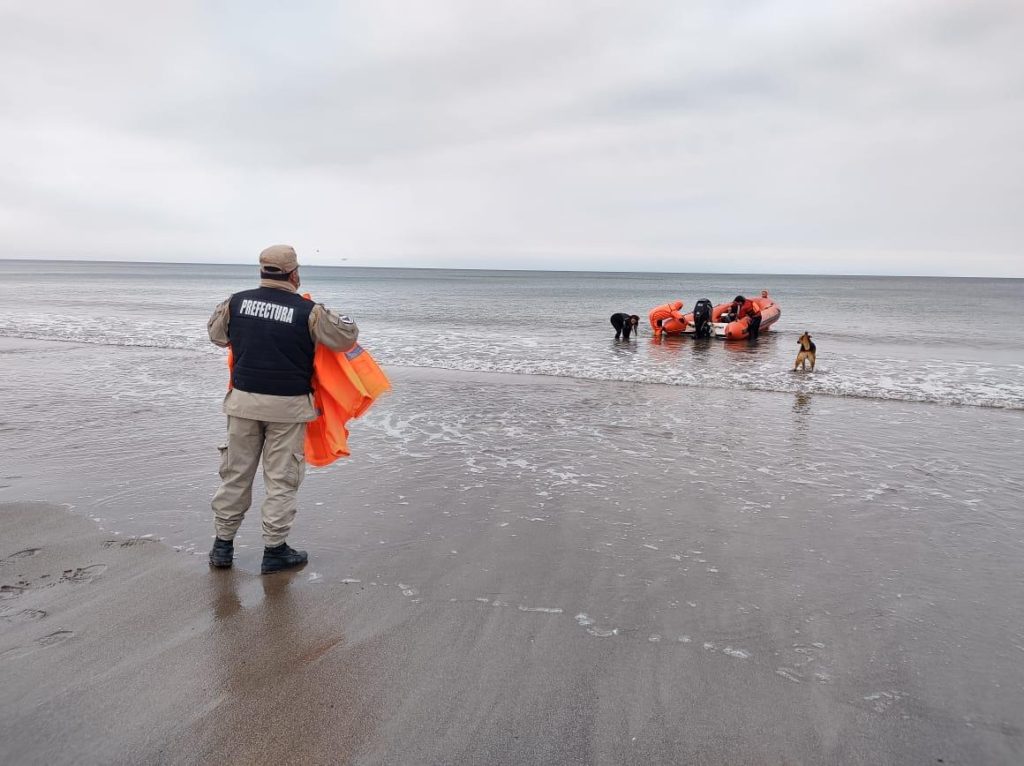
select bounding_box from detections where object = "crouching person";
[610,312,640,340]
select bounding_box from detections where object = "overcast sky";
[2,1,1022,276]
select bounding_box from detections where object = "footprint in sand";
[0,630,75,662]
[0,608,46,623]
[36,630,75,647]
[0,646,31,662]
[1,548,41,564]
[59,564,108,584]
[775,643,833,685]
[0,585,26,601]
[775,667,804,683]
[862,690,906,713]
[103,538,152,549]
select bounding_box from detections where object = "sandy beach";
[2,335,1023,764]
[5,497,1020,766]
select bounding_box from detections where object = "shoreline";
[4,334,1023,412]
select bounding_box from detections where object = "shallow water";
[2,340,1021,623]
[1,260,1022,408]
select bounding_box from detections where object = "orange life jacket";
[225,295,391,466]
[303,341,390,466]
[736,299,759,318]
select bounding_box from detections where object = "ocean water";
[2,260,1024,759]
[1,260,1022,409]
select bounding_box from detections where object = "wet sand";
[1,502,389,764]
[2,492,1021,766]
[2,337,1023,764]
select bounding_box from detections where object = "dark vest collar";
[259,279,298,293]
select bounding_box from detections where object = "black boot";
[261,542,308,575]
[208,538,234,568]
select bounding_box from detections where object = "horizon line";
[0,256,1020,280]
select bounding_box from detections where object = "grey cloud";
[1,1,1022,275]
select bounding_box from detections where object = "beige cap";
[259,244,299,274]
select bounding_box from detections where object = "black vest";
[228,287,315,396]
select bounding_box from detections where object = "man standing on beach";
[206,245,359,574]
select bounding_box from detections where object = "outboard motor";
[692,298,713,338]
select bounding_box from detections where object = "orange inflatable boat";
[709,295,781,339]
[670,293,782,339]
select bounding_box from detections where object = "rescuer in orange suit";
[648,300,685,337]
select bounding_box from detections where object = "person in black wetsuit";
[610,313,640,340]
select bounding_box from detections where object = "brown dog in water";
[794,332,816,371]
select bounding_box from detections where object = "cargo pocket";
[217,444,229,479]
[287,451,306,489]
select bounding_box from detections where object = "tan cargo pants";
[211,416,307,547]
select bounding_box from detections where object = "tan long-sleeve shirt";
[208,280,359,423]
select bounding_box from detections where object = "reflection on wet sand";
[646,334,686,360]
[685,336,715,362]
[211,569,242,620]
[792,391,811,414]
[790,391,813,448]
[195,569,378,764]
[610,338,638,356]
[721,332,779,355]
